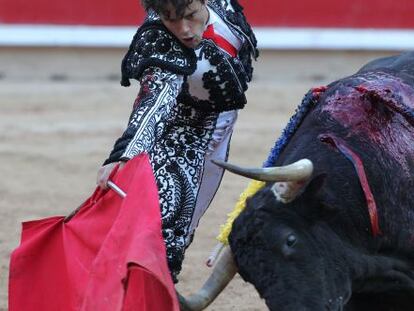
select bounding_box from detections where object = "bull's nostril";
[325,296,344,311]
[337,296,344,311]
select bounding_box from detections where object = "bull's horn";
[211,158,313,182]
[178,246,237,311]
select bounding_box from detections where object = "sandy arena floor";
[0,47,395,310]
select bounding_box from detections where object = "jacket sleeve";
[103,66,183,165]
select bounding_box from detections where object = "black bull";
[226,52,414,310]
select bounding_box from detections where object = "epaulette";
[120,21,197,86]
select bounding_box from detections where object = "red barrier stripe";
[1,0,414,28]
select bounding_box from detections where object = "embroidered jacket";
[105,0,257,164]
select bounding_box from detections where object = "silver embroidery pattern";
[149,103,219,279]
[122,68,183,159]
[120,67,221,278]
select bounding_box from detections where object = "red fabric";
[9,154,179,311]
[203,24,237,57]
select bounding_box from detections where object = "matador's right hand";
[96,161,126,190]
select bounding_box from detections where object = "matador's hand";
[96,161,126,189]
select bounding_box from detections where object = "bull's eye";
[286,234,297,247]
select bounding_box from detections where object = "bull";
[179,52,414,310]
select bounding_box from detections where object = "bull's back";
[358,51,414,78]
[279,57,414,248]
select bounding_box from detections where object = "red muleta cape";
[9,154,179,311]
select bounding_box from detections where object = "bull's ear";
[301,174,339,218]
[303,173,326,196]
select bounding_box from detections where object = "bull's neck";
[350,251,414,294]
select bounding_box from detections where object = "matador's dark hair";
[141,0,205,19]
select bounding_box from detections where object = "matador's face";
[160,0,209,49]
